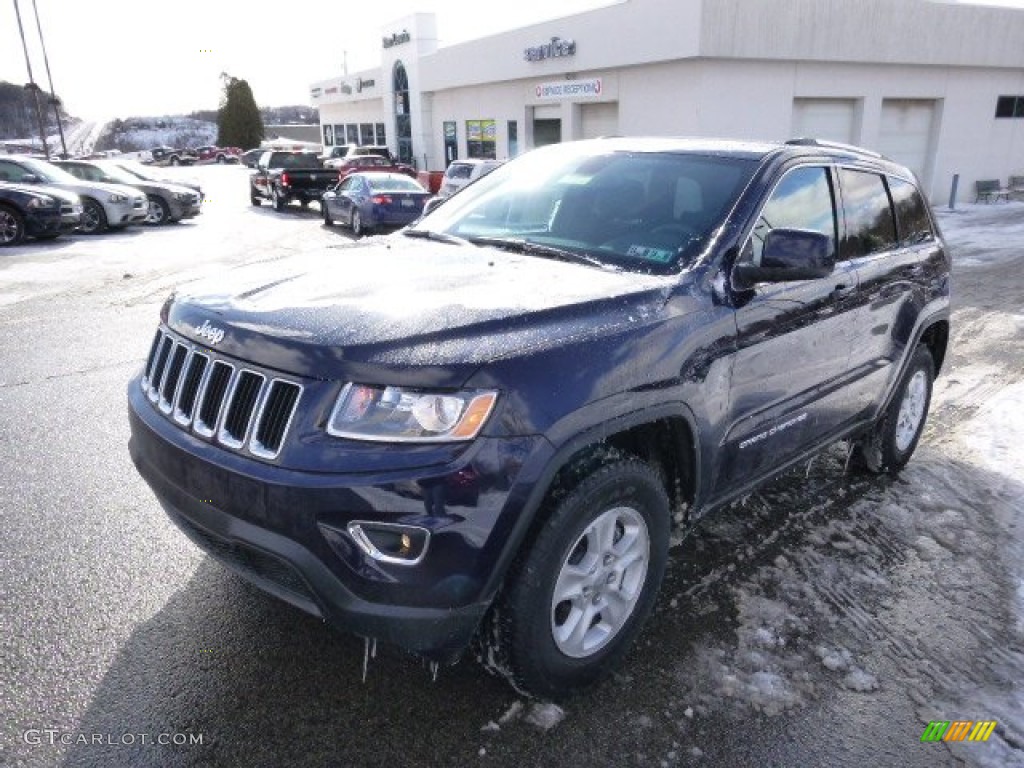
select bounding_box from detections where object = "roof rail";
[785,137,883,159]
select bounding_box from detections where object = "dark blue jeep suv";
[128,137,950,698]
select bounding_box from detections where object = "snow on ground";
[934,200,1024,267]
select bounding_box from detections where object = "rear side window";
[750,166,837,266]
[887,177,933,246]
[446,164,474,180]
[839,169,897,259]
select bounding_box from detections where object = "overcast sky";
[2,0,1022,121]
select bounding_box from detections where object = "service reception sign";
[534,78,603,100]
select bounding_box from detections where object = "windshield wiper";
[403,228,469,246]
[467,236,607,268]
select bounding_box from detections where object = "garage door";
[791,99,857,144]
[877,99,936,188]
[581,103,619,139]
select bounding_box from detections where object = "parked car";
[194,145,242,164]
[148,146,196,167]
[320,145,354,169]
[55,159,201,225]
[0,155,147,234]
[108,160,204,201]
[438,159,504,198]
[322,172,431,235]
[249,151,338,211]
[0,181,82,245]
[333,155,418,184]
[127,137,949,699]
[240,149,265,168]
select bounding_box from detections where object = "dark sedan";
[322,173,431,236]
[0,182,82,245]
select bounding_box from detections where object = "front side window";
[839,169,897,259]
[748,166,837,266]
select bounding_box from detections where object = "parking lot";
[1,165,1022,767]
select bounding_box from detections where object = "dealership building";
[310,0,1024,202]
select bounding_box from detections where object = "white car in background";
[438,159,503,198]
[0,155,147,234]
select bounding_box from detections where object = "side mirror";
[421,196,445,217]
[733,228,834,287]
[21,173,40,183]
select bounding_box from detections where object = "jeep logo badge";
[194,320,225,345]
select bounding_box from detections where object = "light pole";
[12,0,50,159]
[30,0,67,158]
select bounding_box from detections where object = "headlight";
[26,196,57,209]
[173,192,192,201]
[327,383,498,442]
[108,193,128,203]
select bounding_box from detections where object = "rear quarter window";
[887,176,933,246]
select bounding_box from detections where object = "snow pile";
[934,201,1024,267]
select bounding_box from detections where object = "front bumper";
[128,377,544,661]
[104,198,148,226]
[168,195,201,220]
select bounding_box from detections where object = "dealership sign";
[534,78,602,100]
[524,36,576,62]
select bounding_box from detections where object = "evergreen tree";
[217,74,264,149]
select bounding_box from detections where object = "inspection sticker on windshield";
[626,244,675,263]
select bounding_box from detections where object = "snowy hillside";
[96,116,217,152]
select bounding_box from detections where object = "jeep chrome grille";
[141,328,302,459]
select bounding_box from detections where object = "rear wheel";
[0,205,25,246]
[853,345,934,474]
[216,154,226,164]
[272,188,285,212]
[478,456,670,699]
[80,199,108,234]
[169,155,180,166]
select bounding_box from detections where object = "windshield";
[19,157,80,185]
[95,163,144,185]
[113,161,159,181]
[416,143,757,274]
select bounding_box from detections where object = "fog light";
[347,521,430,566]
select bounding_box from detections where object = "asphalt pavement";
[1,167,1021,767]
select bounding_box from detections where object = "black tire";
[0,204,26,246]
[323,204,334,226]
[272,188,285,212]
[853,345,934,475]
[144,194,170,225]
[250,194,261,206]
[479,456,670,699]
[216,154,226,164]
[169,155,181,166]
[351,209,364,236]
[80,198,108,234]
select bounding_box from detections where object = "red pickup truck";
[194,145,242,164]
[334,155,417,182]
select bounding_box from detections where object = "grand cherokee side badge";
[194,320,225,345]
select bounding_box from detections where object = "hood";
[166,237,676,383]
[49,180,145,201]
[0,182,81,205]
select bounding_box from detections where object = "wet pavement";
[1,168,1021,767]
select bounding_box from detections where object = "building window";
[346,125,359,144]
[466,119,497,160]
[360,123,375,145]
[323,125,334,146]
[995,96,1024,118]
[375,123,387,145]
[508,120,518,158]
[394,61,414,165]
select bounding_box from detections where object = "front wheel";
[351,209,364,236]
[479,457,670,699]
[853,345,934,474]
[323,204,333,226]
[0,205,26,246]
[80,199,108,234]
[144,195,170,225]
